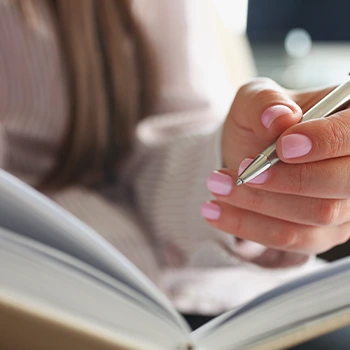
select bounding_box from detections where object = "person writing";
[1,0,349,324]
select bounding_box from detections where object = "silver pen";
[236,79,350,186]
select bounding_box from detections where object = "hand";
[202,78,350,255]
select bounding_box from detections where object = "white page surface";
[0,170,188,331]
[193,258,350,349]
[0,228,189,349]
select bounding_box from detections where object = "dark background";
[247,0,350,42]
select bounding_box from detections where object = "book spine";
[177,343,195,350]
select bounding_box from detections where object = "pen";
[236,79,350,186]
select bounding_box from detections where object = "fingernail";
[238,158,269,184]
[281,134,312,158]
[261,105,294,129]
[207,171,232,195]
[201,202,221,220]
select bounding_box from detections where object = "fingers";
[213,82,350,255]
[223,78,303,168]
[201,200,350,254]
[225,157,350,199]
[276,109,350,163]
[206,171,350,226]
[256,157,350,199]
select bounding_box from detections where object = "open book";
[1,169,350,350]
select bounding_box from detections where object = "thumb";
[223,78,303,168]
[232,78,303,141]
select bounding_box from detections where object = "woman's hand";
[202,78,350,255]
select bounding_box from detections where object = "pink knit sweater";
[0,0,321,314]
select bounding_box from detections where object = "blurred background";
[213,0,350,89]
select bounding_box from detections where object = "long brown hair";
[18,0,156,189]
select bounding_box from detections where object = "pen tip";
[235,178,243,186]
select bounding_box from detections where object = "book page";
[0,294,139,350]
[0,170,188,332]
[193,257,350,349]
[247,309,350,350]
[0,228,189,350]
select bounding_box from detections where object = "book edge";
[0,290,157,350]
[246,309,350,350]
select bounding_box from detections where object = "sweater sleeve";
[123,108,235,268]
[123,0,310,270]
[123,109,310,270]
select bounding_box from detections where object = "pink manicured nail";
[207,171,232,195]
[281,134,312,159]
[238,158,269,184]
[201,202,221,220]
[261,105,294,129]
